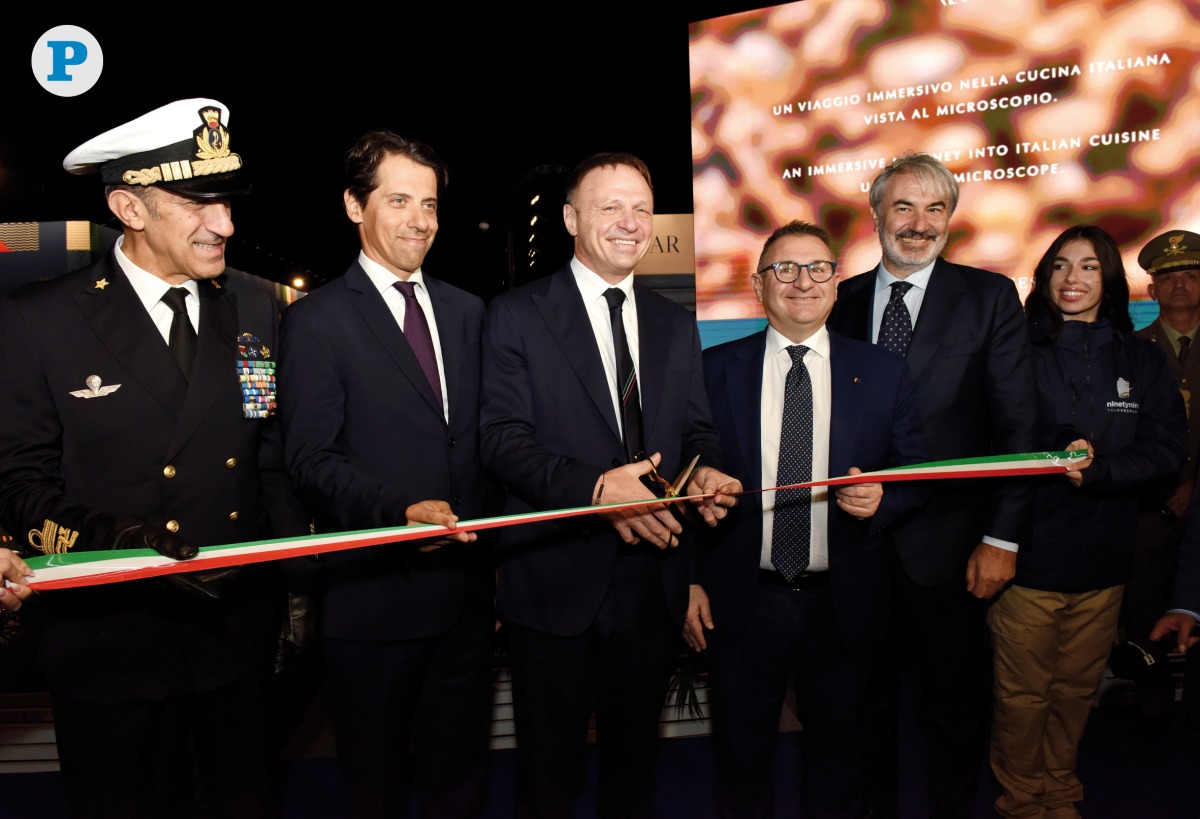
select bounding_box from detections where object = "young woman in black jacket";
[988,225,1187,818]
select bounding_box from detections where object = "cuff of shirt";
[1167,608,1200,622]
[982,535,1018,553]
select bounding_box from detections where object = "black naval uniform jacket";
[0,252,307,702]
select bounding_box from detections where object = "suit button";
[228,511,239,521]
[225,458,238,469]
[453,496,462,506]
[165,520,180,533]
[448,436,456,447]
[163,465,176,479]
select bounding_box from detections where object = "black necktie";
[603,288,643,463]
[161,287,196,381]
[394,281,444,410]
[772,345,813,580]
[1179,335,1191,368]
[879,281,915,358]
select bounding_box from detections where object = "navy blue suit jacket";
[279,262,495,642]
[0,254,307,701]
[700,329,929,652]
[1172,480,1200,616]
[827,258,1037,587]
[480,266,723,636]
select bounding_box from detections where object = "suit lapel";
[1145,321,1181,378]
[426,276,463,426]
[635,285,668,444]
[836,272,877,342]
[906,259,965,382]
[73,256,188,418]
[533,268,622,444]
[168,278,236,458]
[827,334,860,478]
[729,333,765,495]
[346,264,444,421]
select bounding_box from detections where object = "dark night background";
[0,8,761,298]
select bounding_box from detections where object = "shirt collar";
[570,256,635,306]
[358,250,426,296]
[765,323,830,360]
[875,259,935,293]
[113,235,199,312]
[1158,320,1198,348]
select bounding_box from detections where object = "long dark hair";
[1025,224,1132,342]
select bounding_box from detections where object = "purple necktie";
[394,281,443,409]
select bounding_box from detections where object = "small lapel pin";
[94,278,109,290]
[69,375,121,399]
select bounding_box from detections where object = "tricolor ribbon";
[22,450,1085,591]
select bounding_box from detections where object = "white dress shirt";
[759,325,831,572]
[358,251,449,423]
[870,261,933,344]
[114,236,200,340]
[570,257,641,438]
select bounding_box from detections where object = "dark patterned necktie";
[161,287,196,381]
[879,281,915,358]
[603,288,643,463]
[394,281,443,409]
[771,345,813,580]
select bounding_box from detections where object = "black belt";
[758,568,830,590]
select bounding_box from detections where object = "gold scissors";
[634,452,701,499]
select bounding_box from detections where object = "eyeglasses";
[757,260,838,283]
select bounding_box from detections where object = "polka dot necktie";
[879,281,915,358]
[771,345,813,580]
[161,287,196,381]
[604,288,643,463]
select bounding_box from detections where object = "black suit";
[1175,479,1200,616]
[0,252,308,818]
[827,258,1037,818]
[480,264,722,818]
[278,261,495,818]
[700,329,929,818]
[1127,320,1200,724]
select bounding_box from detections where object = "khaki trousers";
[988,583,1124,819]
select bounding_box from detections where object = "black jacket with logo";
[1018,317,1187,592]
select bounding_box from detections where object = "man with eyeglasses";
[689,220,929,817]
[827,152,1036,819]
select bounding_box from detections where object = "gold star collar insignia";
[94,278,109,290]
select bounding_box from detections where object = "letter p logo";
[46,40,88,81]
[33,26,103,97]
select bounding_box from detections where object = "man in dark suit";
[480,152,741,818]
[278,130,495,818]
[827,152,1037,818]
[0,98,309,818]
[1151,477,1200,661]
[689,220,929,818]
[1134,230,1200,733]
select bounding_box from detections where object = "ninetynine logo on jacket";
[32,26,103,97]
